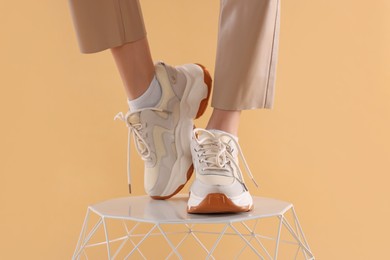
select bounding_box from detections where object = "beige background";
[1,0,389,259]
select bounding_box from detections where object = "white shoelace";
[114,110,156,193]
[193,128,259,189]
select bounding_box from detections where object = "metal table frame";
[72,195,314,259]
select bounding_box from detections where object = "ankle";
[127,75,162,111]
[206,109,241,136]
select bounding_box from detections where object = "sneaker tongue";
[207,129,238,141]
[214,130,240,163]
[196,130,214,142]
[197,129,239,166]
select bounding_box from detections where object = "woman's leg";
[68,0,212,199]
[206,109,241,136]
[110,38,154,100]
[68,0,152,100]
[205,0,280,136]
[212,0,281,111]
[187,0,281,214]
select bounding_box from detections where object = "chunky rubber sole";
[194,63,212,119]
[151,64,212,200]
[187,193,254,214]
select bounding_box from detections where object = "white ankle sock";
[127,76,162,111]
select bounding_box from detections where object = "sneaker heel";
[195,63,212,119]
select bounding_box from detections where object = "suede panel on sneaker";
[138,92,180,195]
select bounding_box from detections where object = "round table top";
[89,195,293,224]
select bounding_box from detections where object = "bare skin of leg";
[206,109,241,136]
[110,37,155,100]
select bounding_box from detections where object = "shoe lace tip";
[128,184,132,194]
[114,112,125,121]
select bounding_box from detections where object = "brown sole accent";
[194,63,213,119]
[151,165,194,200]
[187,193,254,214]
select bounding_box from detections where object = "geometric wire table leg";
[274,215,284,260]
[291,207,313,259]
[102,217,111,259]
[73,209,104,260]
[206,223,229,260]
[73,212,314,260]
[111,222,146,260]
[110,221,134,260]
[281,217,313,259]
[164,227,190,260]
[234,223,256,259]
[124,224,158,259]
[229,223,265,259]
[156,224,182,260]
[73,196,314,259]
[236,220,272,259]
[292,213,302,259]
[72,208,90,260]
[187,224,216,260]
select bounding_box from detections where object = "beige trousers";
[68,0,280,110]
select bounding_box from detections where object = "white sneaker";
[115,62,212,199]
[187,128,258,213]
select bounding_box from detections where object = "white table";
[73,195,314,259]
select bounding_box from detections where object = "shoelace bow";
[194,128,259,189]
[114,109,163,193]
